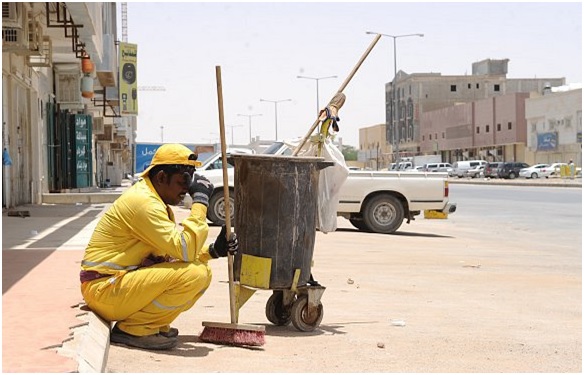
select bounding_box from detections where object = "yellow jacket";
[81,177,213,276]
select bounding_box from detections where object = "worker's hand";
[208,225,239,258]
[186,173,214,207]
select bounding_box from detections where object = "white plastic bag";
[291,138,349,233]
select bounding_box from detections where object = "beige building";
[384,59,565,160]
[525,88,582,166]
[2,3,129,208]
[358,123,389,170]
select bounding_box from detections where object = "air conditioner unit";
[55,69,82,105]
[27,19,42,55]
[96,124,114,142]
[2,4,29,53]
[2,3,22,28]
[93,117,105,135]
[27,36,52,67]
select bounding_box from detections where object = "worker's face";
[153,170,190,206]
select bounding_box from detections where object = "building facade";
[2,2,131,208]
[384,58,565,162]
[525,88,582,166]
[419,93,530,163]
[358,123,389,170]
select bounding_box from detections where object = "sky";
[124,2,582,148]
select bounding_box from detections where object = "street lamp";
[260,98,291,140]
[226,124,244,146]
[297,75,337,115]
[366,31,423,162]
[237,113,262,144]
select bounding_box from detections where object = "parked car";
[412,166,425,172]
[466,165,485,178]
[452,160,487,178]
[424,162,453,173]
[519,163,551,179]
[498,162,530,179]
[540,163,582,177]
[484,162,503,178]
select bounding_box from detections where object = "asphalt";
[1,176,580,373]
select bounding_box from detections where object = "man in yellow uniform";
[80,144,237,350]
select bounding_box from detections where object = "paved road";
[106,184,582,373]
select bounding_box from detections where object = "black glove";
[186,173,214,207]
[208,225,239,258]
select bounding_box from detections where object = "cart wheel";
[291,295,324,332]
[265,291,292,326]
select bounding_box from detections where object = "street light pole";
[227,125,243,146]
[260,98,291,140]
[297,75,337,115]
[237,113,262,144]
[366,31,423,163]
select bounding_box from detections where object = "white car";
[519,164,551,179]
[466,165,485,178]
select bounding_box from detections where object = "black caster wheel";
[265,291,292,326]
[290,295,324,332]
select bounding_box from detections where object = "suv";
[484,162,503,178]
[498,162,530,179]
[424,162,453,173]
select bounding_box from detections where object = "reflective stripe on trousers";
[81,261,212,336]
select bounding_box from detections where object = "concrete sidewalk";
[2,202,115,372]
[1,177,579,372]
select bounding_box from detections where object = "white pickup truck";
[194,143,456,234]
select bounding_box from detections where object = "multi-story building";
[2,2,129,208]
[417,86,582,166]
[385,58,565,161]
[358,123,388,170]
[525,87,582,165]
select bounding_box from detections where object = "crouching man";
[80,144,237,350]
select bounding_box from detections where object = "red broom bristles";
[199,326,265,347]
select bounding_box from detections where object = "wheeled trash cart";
[230,154,331,332]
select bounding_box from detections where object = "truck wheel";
[509,172,516,179]
[362,194,404,234]
[349,217,369,231]
[207,190,235,225]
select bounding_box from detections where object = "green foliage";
[341,145,358,161]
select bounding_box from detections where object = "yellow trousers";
[81,261,212,336]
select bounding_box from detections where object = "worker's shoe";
[110,324,177,350]
[159,327,179,338]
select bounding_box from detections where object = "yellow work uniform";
[80,176,214,336]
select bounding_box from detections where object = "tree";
[341,145,358,161]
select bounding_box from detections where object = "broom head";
[200,321,266,347]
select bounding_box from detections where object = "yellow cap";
[141,144,202,177]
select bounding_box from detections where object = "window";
[429,134,432,140]
[494,84,500,92]
[486,125,490,133]
[442,132,445,139]
[435,133,438,140]
[497,123,501,131]
[476,126,480,134]
[476,83,479,89]
[508,122,512,130]
[450,85,457,92]
[422,135,425,141]
[468,83,471,89]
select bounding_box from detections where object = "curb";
[59,310,111,373]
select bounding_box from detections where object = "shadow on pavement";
[2,249,56,294]
[2,205,105,293]
[334,227,453,238]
